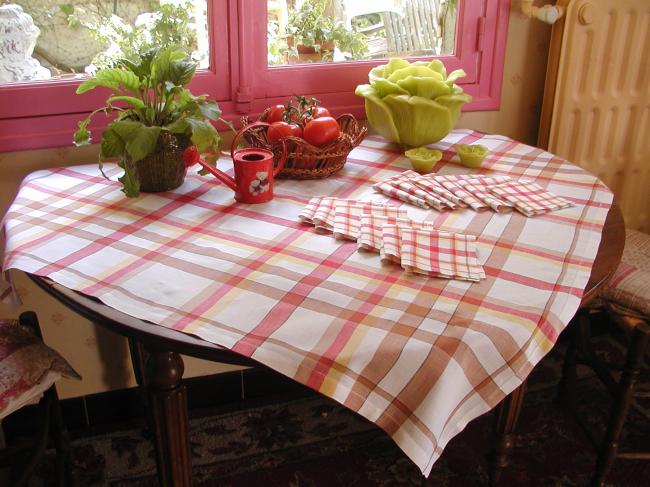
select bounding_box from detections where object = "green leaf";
[164,118,190,134]
[169,57,196,87]
[221,118,236,133]
[107,95,145,109]
[128,126,161,163]
[110,120,142,141]
[185,117,219,153]
[76,68,141,95]
[117,158,140,198]
[110,120,161,163]
[99,127,125,158]
[151,47,188,86]
[73,119,91,146]
[197,99,222,120]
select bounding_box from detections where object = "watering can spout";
[196,159,238,191]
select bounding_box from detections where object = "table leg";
[145,349,192,487]
[489,381,527,487]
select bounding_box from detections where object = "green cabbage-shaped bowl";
[355,58,472,149]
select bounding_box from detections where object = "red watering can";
[186,122,287,204]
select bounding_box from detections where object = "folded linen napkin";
[299,197,331,224]
[332,202,407,240]
[311,198,362,231]
[432,175,489,211]
[455,180,513,213]
[411,173,515,211]
[409,176,464,209]
[373,181,430,209]
[358,215,435,253]
[396,226,486,281]
[376,174,451,211]
[487,180,574,216]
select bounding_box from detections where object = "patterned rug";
[29,331,650,487]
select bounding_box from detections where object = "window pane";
[267,0,457,66]
[0,0,209,84]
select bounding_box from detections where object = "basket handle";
[231,121,287,177]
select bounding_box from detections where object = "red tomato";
[266,104,287,123]
[301,106,331,124]
[312,106,331,119]
[267,122,303,144]
[303,117,340,146]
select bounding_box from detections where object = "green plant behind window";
[65,0,203,73]
[285,0,367,60]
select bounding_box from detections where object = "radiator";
[538,0,650,232]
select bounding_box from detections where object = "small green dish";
[456,144,488,168]
[404,147,443,173]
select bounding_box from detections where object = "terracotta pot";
[286,37,334,63]
[135,132,190,192]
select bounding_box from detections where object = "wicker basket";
[240,111,367,179]
[135,132,190,192]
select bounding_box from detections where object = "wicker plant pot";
[240,112,367,179]
[135,132,190,192]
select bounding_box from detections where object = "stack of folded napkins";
[299,197,485,282]
[374,170,573,216]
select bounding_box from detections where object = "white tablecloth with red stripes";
[2,130,613,476]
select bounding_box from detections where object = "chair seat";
[0,312,80,486]
[0,318,80,420]
[601,229,650,317]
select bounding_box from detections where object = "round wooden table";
[30,203,625,487]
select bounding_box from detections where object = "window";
[0,0,509,152]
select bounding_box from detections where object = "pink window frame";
[0,0,510,153]
[234,0,510,119]
[0,0,232,153]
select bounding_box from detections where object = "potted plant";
[285,0,367,63]
[73,46,226,197]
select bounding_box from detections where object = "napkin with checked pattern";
[374,174,451,210]
[488,180,574,216]
[299,197,405,235]
[300,198,485,282]
[332,202,407,240]
[356,215,485,281]
[396,226,485,281]
[358,215,434,252]
[374,171,572,217]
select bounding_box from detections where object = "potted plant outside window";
[73,46,227,197]
[285,0,367,63]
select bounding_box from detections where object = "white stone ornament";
[0,4,51,83]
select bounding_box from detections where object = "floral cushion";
[601,229,650,318]
[0,319,80,420]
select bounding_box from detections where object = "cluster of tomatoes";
[266,95,340,147]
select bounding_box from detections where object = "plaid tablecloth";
[1,130,613,476]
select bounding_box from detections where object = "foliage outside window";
[283,0,368,63]
[0,0,208,81]
[267,0,457,66]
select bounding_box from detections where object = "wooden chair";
[382,2,442,56]
[560,229,650,487]
[0,311,80,486]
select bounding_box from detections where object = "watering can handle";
[231,121,288,177]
